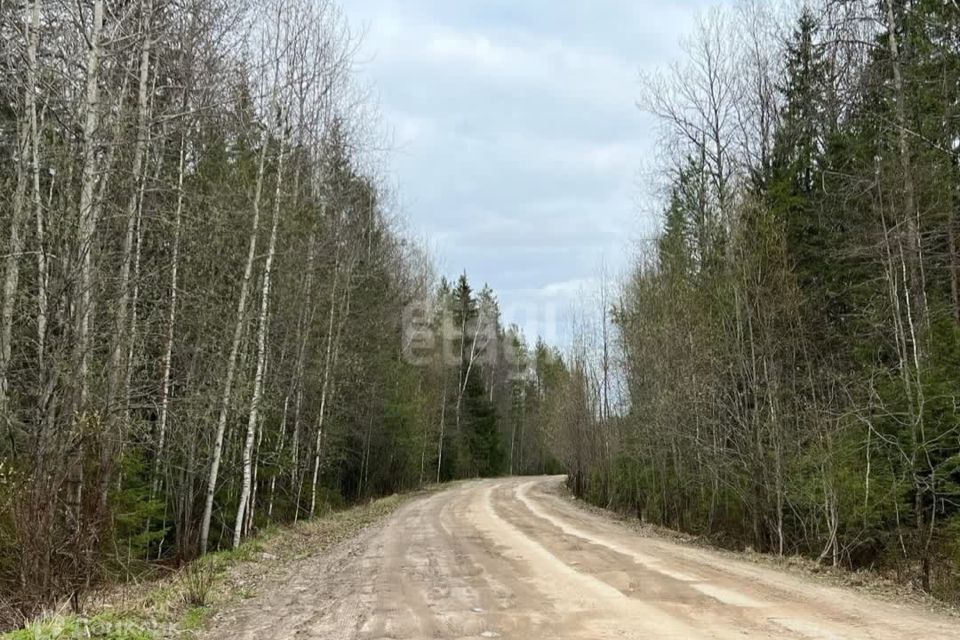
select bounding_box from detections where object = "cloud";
[418,27,638,105]
[495,277,605,345]
[537,277,601,299]
[342,0,724,344]
[356,4,644,117]
[424,31,520,75]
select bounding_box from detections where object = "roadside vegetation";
[0,0,571,629]
[2,493,407,639]
[7,0,959,630]
[555,0,960,605]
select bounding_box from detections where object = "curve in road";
[206,476,958,639]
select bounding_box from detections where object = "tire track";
[203,477,959,640]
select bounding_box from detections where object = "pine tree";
[768,9,831,299]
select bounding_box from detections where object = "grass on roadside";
[3,493,408,639]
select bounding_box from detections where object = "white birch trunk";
[74,0,105,411]
[28,0,46,379]
[309,249,341,519]
[309,248,355,517]
[289,233,316,491]
[454,301,486,432]
[245,414,263,537]
[199,128,269,555]
[267,394,289,519]
[108,0,153,415]
[152,132,186,497]
[234,130,286,548]
[0,59,31,442]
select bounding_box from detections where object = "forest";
[558,0,960,603]
[6,0,960,629]
[0,0,576,624]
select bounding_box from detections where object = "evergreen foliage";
[564,0,960,602]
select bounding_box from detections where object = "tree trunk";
[885,0,925,333]
[234,129,285,548]
[0,101,28,450]
[152,132,187,498]
[199,127,270,555]
[74,0,106,412]
[309,245,345,518]
[885,2,934,587]
[28,0,46,387]
[289,232,317,494]
[268,395,289,520]
[108,0,153,418]
[436,371,447,484]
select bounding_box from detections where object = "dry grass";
[2,493,411,639]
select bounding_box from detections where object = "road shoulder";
[3,491,418,640]
[543,477,960,621]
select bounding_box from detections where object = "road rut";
[206,476,958,639]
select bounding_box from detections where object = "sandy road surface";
[206,476,957,639]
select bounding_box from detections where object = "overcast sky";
[341,0,725,343]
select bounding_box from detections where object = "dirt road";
[207,476,957,639]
